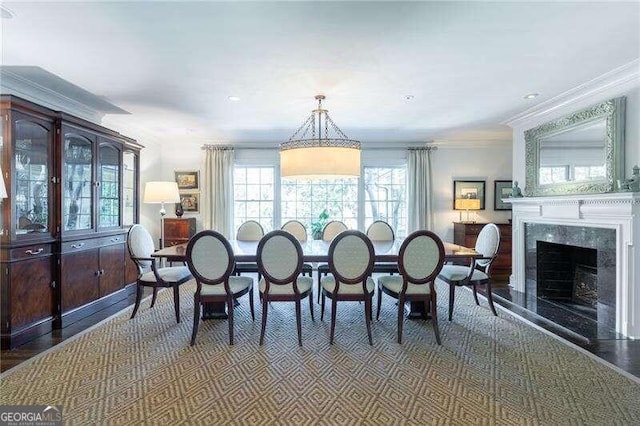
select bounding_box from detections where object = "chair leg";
[130,283,143,319]
[486,281,498,316]
[295,298,303,346]
[309,292,315,321]
[317,270,322,303]
[259,294,268,345]
[249,287,255,321]
[364,295,373,345]
[448,284,456,321]
[227,297,235,345]
[173,285,181,323]
[472,284,480,306]
[329,298,338,345]
[376,285,382,320]
[397,294,405,344]
[321,292,326,321]
[430,293,441,345]
[190,297,200,346]
[150,287,159,308]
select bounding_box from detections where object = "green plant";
[310,209,329,240]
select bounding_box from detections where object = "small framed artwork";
[494,180,513,210]
[453,180,486,210]
[175,170,200,190]
[179,192,200,213]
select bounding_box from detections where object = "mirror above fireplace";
[524,96,625,196]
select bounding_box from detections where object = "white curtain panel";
[407,147,433,232]
[203,146,234,238]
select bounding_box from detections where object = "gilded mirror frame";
[524,96,625,196]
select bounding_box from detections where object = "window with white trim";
[364,167,407,237]
[233,166,275,235]
[281,178,359,234]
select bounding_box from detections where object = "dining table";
[152,238,482,320]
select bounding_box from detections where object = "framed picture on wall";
[494,180,513,210]
[179,192,200,213]
[453,180,486,210]
[175,170,200,190]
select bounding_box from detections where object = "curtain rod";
[201,144,234,150]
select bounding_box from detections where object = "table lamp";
[454,198,481,223]
[144,181,180,248]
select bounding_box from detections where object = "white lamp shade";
[143,181,180,204]
[0,167,7,199]
[280,146,361,179]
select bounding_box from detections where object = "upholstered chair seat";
[186,230,254,345]
[259,276,313,295]
[438,223,500,321]
[200,276,253,296]
[257,230,314,346]
[378,275,431,295]
[127,224,193,323]
[376,230,445,344]
[321,275,375,295]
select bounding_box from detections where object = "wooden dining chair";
[234,220,264,278]
[366,220,398,275]
[185,230,254,345]
[127,224,193,323]
[317,220,348,302]
[257,230,314,346]
[376,230,445,344]
[281,220,313,277]
[321,230,376,345]
[438,223,500,321]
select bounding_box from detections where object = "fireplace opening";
[537,241,597,320]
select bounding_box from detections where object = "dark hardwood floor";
[2,279,638,379]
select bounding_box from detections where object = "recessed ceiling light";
[404,95,414,100]
[228,96,240,102]
[523,93,539,99]
[0,5,15,19]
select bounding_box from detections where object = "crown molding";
[0,66,128,125]
[429,138,512,149]
[503,59,640,128]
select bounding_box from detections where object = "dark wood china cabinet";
[0,95,143,349]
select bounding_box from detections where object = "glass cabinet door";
[122,151,137,227]
[98,143,120,229]
[14,118,52,237]
[63,133,94,232]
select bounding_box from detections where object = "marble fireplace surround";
[509,193,640,338]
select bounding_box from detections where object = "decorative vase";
[175,202,184,218]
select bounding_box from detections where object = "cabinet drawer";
[7,244,53,261]
[61,238,101,253]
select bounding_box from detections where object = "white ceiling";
[1,1,639,148]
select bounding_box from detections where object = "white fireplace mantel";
[507,192,640,338]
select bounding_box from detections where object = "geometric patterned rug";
[2,279,639,424]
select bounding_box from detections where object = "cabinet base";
[1,318,55,350]
[60,284,136,328]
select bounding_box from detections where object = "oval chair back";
[186,230,235,289]
[366,220,395,241]
[322,220,348,242]
[328,230,375,292]
[475,223,500,270]
[281,220,308,242]
[398,230,445,284]
[257,230,304,291]
[127,224,155,271]
[236,220,265,241]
